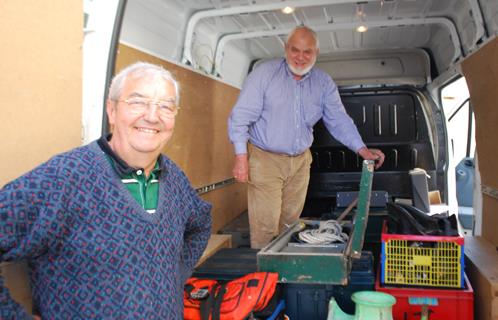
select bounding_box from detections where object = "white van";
[82,0,494,230]
[2,0,498,318]
[82,1,498,316]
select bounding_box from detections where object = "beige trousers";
[247,144,312,249]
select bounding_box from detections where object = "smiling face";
[107,74,177,166]
[285,28,319,77]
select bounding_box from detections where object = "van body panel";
[118,0,498,88]
[316,49,430,86]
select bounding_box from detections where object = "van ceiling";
[120,0,498,86]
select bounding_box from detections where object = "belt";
[271,150,306,157]
[250,144,307,158]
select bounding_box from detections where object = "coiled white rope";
[298,220,349,245]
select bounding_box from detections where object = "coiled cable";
[298,220,349,245]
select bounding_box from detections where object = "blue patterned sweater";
[0,141,212,319]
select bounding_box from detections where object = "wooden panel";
[464,236,498,320]
[0,0,82,312]
[196,234,232,267]
[201,183,247,233]
[0,1,82,187]
[461,38,498,190]
[480,195,498,247]
[1,262,32,313]
[114,44,248,233]
[461,37,498,247]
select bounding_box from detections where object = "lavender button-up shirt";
[228,59,366,156]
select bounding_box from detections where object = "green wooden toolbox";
[257,160,375,285]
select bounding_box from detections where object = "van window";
[441,77,475,159]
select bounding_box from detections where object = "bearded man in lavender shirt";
[228,26,384,249]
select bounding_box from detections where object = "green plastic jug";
[328,291,396,320]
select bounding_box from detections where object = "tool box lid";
[349,160,375,257]
[257,160,374,284]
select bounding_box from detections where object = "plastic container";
[375,272,473,320]
[455,157,474,207]
[193,248,258,280]
[328,291,396,320]
[381,223,465,288]
[455,157,475,231]
[352,291,395,319]
[283,251,375,319]
[409,168,430,213]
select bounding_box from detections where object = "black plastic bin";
[283,251,375,319]
[193,247,258,280]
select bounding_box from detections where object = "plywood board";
[464,236,498,320]
[196,234,232,267]
[0,1,82,187]
[461,37,498,247]
[480,194,498,247]
[0,0,82,312]
[200,183,248,233]
[461,37,498,189]
[1,262,32,314]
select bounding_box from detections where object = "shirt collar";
[97,134,163,178]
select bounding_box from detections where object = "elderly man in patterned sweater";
[0,62,212,319]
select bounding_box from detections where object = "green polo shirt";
[97,136,161,214]
[120,162,160,214]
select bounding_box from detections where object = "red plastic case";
[375,271,474,320]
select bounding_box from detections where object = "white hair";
[286,26,320,50]
[108,61,180,104]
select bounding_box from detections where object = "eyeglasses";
[117,97,179,118]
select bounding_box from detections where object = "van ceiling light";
[355,3,368,33]
[357,25,368,32]
[282,6,295,14]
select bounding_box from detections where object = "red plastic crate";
[375,271,474,320]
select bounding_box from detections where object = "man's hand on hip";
[358,147,385,169]
[233,154,249,182]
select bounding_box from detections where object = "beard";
[286,56,316,76]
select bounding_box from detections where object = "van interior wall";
[461,36,498,320]
[120,0,253,88]
[115,44,247,233]
[0,0,83,312]
[461,37,498,247]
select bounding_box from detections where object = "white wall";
[218,42,253,86]
[119,0,252,87]
[120,0,188,62]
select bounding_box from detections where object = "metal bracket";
[482,184,498,200]
[196,178,236,195]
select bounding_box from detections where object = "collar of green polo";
[97,134,163,178]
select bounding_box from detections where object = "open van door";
[441,77,476,235]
